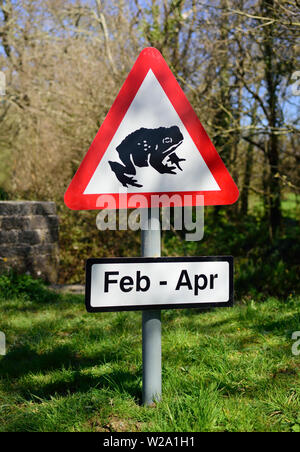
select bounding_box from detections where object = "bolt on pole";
[141,207,162,406]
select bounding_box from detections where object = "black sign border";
[85,256,234,313]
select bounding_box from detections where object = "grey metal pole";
[141,207,161,405]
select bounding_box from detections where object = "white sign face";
[85,257,233,312]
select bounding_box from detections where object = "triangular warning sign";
[64,47,239,210]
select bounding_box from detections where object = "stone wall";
[0,201,59,283]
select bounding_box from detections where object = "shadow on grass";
[171,304,299,340]
[0,342,142,402]
[250,315,300,336]
[0,293,84,316]
[24,368,141,402]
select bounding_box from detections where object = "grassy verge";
[0,278,299,432]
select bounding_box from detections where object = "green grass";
[0,284,299,432]
[282,193,300,220]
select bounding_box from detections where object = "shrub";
[0,272,57,303]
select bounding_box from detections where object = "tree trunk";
[240,141,254,216]
[262,0,282,237]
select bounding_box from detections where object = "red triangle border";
[64,47,239,210]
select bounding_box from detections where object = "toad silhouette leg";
[109,155,142,188]
[149,154,177,174]
[167,152,186,171]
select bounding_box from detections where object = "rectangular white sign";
[85,257,233,312]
